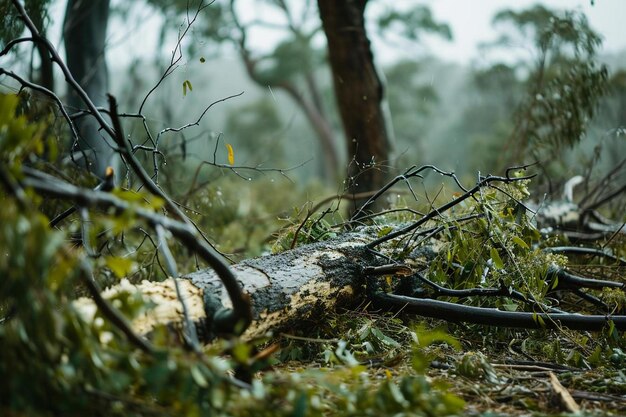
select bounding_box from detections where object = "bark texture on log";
[186,234,371,340]
[76,234,372,341]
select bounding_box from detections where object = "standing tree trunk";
[317,0,391,215]
[64,0,119,180]
[26,3,53,91]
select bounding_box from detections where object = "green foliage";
[0,93,48,160]
[0,0,51,46]
[442,4,614,180]
[456,352,500,384]
[424,179,564,307]
[493,5,601,58]
[495,6,609,160]
[0,2,23,47]
[377,6,452,41]
[272,214,337,253]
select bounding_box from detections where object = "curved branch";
[412,273,565,314]
[373,292,626,331]
[78,258,154,353]
[0,68,79,142]
[0,36,34,56]
[544,246,626,266]
[20,167,252,335]
[367,171,536,248]
[548,266,625,290]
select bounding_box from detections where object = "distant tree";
[145,0,451,204]
[64,0,119,180]
[487,5,608,169]
[148,0,341,182]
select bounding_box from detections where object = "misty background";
[4,0,626,199]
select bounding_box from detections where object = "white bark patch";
[74,278,206,336]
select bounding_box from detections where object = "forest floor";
[269,310,626,416]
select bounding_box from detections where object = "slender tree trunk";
[24,2,54,91]
[64,0,119,180]
[317,0,391,214]
[237,51,340,182]
[280,83,340,181]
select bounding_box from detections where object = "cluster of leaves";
[427,180,563,308]
[440,4,616,182]
[1,0,52,47]
[497,6,609,165]
[392,175,626,369]
[272,213,338,253]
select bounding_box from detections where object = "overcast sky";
[421,0,626,64]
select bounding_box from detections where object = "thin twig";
[367,172,535,249]
[77,258,154,353]
[155,225,201,351]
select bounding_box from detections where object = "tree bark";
[63,0,119,180]
[76,234,372,342]
[317,0,391,214]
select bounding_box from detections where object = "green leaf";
[190,365,208,388]
[511,236,529,249]
[501,302,518,312]
[371,328,401,348]
[377,225,394,238]
[532,312,546,328]
[105,256,133,278]
[490,247,504,269]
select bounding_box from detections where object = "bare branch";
[372,292,626,331]
[19,166,252,335]
[155,224,201,351]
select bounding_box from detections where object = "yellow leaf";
[182,80,193,96]
[226,143,235,165]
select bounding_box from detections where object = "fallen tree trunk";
[186,233,372,340]
[76,233,373,342]
[75,227,626,344]
[62,169,625,343]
